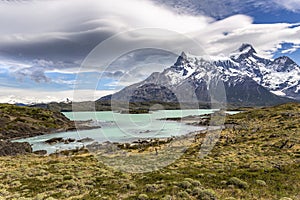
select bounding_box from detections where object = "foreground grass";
[0,103,300,199]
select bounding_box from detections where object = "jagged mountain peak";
[238,43,257,54]
[174,52,186,66]
[230,43,258,61]
[274,56,296,65]
[99,43,300,105]
[180,51,187,59]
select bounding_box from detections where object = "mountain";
[99,44,299,107]
[227,44,300,99]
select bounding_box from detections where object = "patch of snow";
[271,90,286,96]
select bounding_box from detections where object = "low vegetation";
[0,104,75,140]
[0,103,299,199]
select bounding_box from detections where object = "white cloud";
[1,0,300,65]
[192,19,300,58]
[1,0,300,103]
[282,44,300,54]
[0,87,116,104]
[274,0,300,12]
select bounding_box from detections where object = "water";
[15,109,234,154]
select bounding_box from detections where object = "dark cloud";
[14,67,50,83]
[1,0,300,86]
[0,29,114,62]
[103,71,125,79]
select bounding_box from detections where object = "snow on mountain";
[165,43,300,100]
[0,95,69,105]
[227,44,300,99]
[99,44,297,106]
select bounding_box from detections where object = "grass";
[0,104,75,140]
[0,103,299,199]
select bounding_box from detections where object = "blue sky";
[0,0,299,103]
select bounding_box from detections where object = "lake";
[15,109,236,154]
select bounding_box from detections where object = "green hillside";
[0,104,75,140]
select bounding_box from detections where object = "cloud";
[152,0,292,18]
[0,58,79,83]
[0,0,212,83]
[0,0,212,61]
[274,0,300,12]
[1,0,299,64]
[193,19,300,58]
[1,0,300,102]
[0,87,116,104]
[281,44,300,54]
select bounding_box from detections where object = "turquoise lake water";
[15,109,236,154]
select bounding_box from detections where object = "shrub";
[138,194,149,200]
[177,191,190,199]
[179,181,192,189]
[145,184,160,192]
[192,187,203,196]
[228,177,249,189]
[162,195,173,200]
[195,189,217,200]
[122,182,137,190]
[184,178,201,187]
[255,179,267,186]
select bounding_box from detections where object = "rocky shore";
[0,104,100,156]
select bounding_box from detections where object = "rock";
[64,138,76,144]
[77,137,94,143]
[0,140,32,156]
[33,150,47,155]
[44,137,64,144]
[44,137,76,145]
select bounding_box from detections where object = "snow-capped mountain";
[227,44,300,99]
[99,44,299,106]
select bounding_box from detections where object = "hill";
[0,104,76,140]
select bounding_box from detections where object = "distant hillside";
[0,104,76,140]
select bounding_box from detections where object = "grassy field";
[0,103,299,199]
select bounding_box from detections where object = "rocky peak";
[238,43,257,54]
[230,43,257,61]
[272,56,299,72]
[174,51,189,66]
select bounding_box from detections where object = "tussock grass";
[0,103,299,199]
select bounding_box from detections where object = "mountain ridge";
[99,44,299,107]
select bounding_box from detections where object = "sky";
[0,0,300,103]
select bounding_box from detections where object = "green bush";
[196,189,218,200]
[228,177,249,189]
[255,179,267,186]
[177,191,190,199]
[137,194,149,200]
[179,181,192,189]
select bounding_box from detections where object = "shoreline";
[9,110,230,156]
[9,120,101,142]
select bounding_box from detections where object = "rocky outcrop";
[0,140,32,156]
[44,137,76,145]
